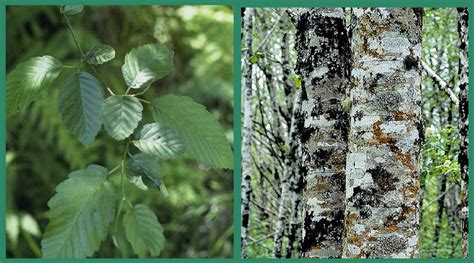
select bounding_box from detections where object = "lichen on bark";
[342,8,423,258]
[240,8,254,258]
[296,8,350,258]
[456,7,469,259]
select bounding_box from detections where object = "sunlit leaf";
[121,43,174,89]
[6,56,62,117]
[83,44,116,65]
[133,123,185,159]
[102,95,143,141]
[20,213,41,237]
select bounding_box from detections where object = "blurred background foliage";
[419,8,462,258]
[6,5,233,258]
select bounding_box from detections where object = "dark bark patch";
[300,126,316,144]
[368,166,399,192]
[403,54,419,71]
[354,110,364,121]
[300,210,344,253]
[366,73,384,93]
[414,119,425,145]
[314,149,332,168]
[359,206,372,219]
[350,186,381,208]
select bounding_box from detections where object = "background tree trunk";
[241,8,254,258]
[456,7,469,259]
[343,8,423,258]
[295,8,350,258]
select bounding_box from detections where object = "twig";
[421,60,459,105]
[254,11,285,53]
[248,232,275,246]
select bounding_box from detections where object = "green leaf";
[121,43,174,89]
[60,5,84,15]
[6,56,62,117]
[59,72,104,146]
[292,75,302,89]
[83,44,116,65]
[250,54,258,64]
[129,176,149,191]
[126,153,161,190]
[20,213,41,237]
[123,205,165,258]
[6,212,19,248]
[41,165,117,258]
[102,95,143,141]
[152,95,233,169]
[133,123,185,159]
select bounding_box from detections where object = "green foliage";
[103,95,143,141]
[122,43,174,89]
[123,205,166,258]
[7,5,233,258]
[59,72,105,146]
[6,56,62,117]
[133,123,185,159]
[60,5,84,16]
[153,94,233,169]
[126,154,162,191]
[83,44,116,65]
[41,165,117,258]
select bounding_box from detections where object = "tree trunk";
[272,86,301,258]
[343,8,423,258]
[241,8,254,258]
[457,7,469,259]
[295,8,350,258]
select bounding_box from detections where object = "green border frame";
[1,0,473,261]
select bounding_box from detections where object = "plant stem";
[113,139,131,235]
[63,14,115,96]
[62,65,78,69]
[108,164,121,175]
[132,83,152,96]
[63,14,84,57]
[138,98,151,104]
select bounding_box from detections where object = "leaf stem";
[62,65,78,69]
[113,139,131,235]
[108,164,121,175]
[132,83,152,96]
[138,98,151,104]
[63,14,115,96]
[63,14,84,58]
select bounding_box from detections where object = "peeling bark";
[241,8,254,258]
[296,8,350,258]
[457,7,469,259]
[343,8,423,258]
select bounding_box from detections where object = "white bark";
[241,8,254,258]
[296,8,350,258]
[272,88,302,258]
[343,8,423,258]
[457,7,469,259]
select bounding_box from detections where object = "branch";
[421,60,459,105]
[254,11,284,53]
[248,232,275,246]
